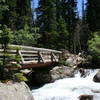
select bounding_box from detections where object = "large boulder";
[78,95,93,100]
[93,71,100,82]
[0,82,34,100]
[34,66,75,83]
[50,66,74,81]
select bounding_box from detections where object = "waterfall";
[32,69,100,100]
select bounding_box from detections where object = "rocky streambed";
[32,69,100,100]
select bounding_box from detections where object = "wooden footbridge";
[0,45,62,69]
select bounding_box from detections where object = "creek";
[32,69,100,100]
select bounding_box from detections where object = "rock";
[35,66,74,84]
[78,95,93,100]
[66,57,74,66]
[34,66,75,83]
[50,66,74,81]
[78,68,90,77]
[65,52,84,67]
[31,66,75,83]
[79,68,85,77]
[0,82,34,100]
[93,71,100,82]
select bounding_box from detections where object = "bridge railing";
[0,45,62,64]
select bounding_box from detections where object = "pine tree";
[16,0,33,29]
[74,19,90,53]
[86,0,100,32]
[56,0,69,49]
[0,0,8,24]
[73,0,90,53]
[37,0,57,48]
[2,0,33,30]
[57,16,69,49]
[62,0,78,52]
[2,0,18,29]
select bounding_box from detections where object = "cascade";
[32,69,100,100]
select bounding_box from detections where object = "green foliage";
[88,31,100,59]
[0,25,13,46]
[86,0,100,32]
[9,63,22,69]
[0,0,8,20]
[59,59,66,66]
[1,0,32,30]
[0,25,13,65]
[0,26,24,81]
[57,16,69,49]
[14,73,28,82]
[37,0,78,51]
[0,61,3,66]
[37,0,58,48]
[12,25,40,46]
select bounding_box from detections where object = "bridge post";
[38,51,45,63]
[18,50,25,64]
[51,52,53,62]
[58,53,62,61]
[38,51,41,63]
[51,52,57,62]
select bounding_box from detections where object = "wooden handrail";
[0,44,62,64]
[10,44,62,53]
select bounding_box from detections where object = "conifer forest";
[0,0,100,62]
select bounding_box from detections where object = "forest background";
[0,0,100,59]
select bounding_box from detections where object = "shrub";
[12,25,40,46]
[59,59,68,66]
[88,31,100,59]
[14,73,28,82]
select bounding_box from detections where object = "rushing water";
[32,69,100,100]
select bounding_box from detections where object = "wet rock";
[93,71,100,82]
[50,66,74,81]
[79,68,90,77]
[78,95,93,100]
[0,82,34,100]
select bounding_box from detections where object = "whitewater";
[32,69,100,100]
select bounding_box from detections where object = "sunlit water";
[32,69,100,100]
